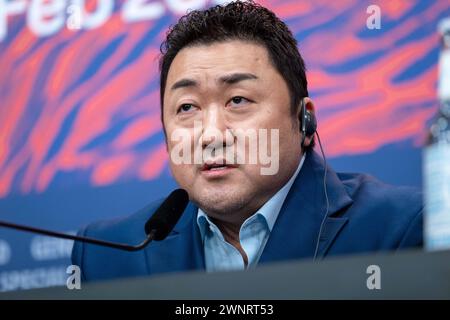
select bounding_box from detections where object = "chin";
[191,186,250,217]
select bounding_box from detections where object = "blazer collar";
[258,150,353,263]
[144,201,205,274]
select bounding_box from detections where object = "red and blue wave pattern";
[0,0,449,198]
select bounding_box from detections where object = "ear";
[303,97,316,114]
[301,97,316,148]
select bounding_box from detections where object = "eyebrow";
[171,78,198,91]
[218,73,258,84]
[170,73,258,91]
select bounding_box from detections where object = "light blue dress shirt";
[196,154,306,272]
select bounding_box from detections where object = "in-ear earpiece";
[304,109,317,137]
[300,98,317,146]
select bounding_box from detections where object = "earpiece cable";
[313,131,330,261]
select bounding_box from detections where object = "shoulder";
[70,198,165,281]
[334,172,423,250]
[337,172,422,215]
[79,199,166,243]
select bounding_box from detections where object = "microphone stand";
[0,220,157,252]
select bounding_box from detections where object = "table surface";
[1,249,449,299]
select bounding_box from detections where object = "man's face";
[163,40,303,223]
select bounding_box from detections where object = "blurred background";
[0,0,449,291]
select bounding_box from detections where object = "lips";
[200,160,238,172]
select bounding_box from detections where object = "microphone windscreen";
[144,189,189,241]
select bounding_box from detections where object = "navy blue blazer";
[72,150,423,282]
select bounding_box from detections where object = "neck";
[210,216,249,267]
[208,195,266,241]
[207,150,305,240]
[210,216,240,242]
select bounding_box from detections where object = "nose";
[201,106,232,151]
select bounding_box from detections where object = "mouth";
[200,160,238,176]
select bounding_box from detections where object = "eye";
[228,96,251,108]
[177,103,196,114]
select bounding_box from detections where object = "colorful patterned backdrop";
[0,0,449,291]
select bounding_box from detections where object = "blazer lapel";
[259,150,352,264]
[144,201,205,275]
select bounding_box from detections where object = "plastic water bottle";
[424,17,450,251]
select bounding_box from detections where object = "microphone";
[0,189,189,252]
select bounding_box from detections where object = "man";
[72,1,422,282]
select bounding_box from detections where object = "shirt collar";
[258,153,305,231]
[197,153,306,240]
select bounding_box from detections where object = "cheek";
[258,114,300,151]
[245,102,292,130]
[166,127,199,158]
[169,163,195,188]
[279,122,300,148]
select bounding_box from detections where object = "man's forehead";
[165,40,271,85]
